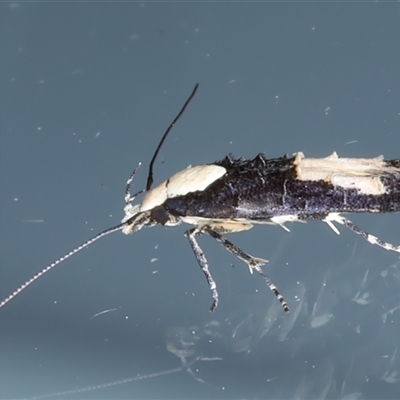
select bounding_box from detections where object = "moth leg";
[185,227,219,311]
[203,228,268,272]
[124,163,143,205]
[327,214,400,254]
[123,163,144,222]
[203,227,290,313]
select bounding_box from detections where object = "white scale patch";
[139,164,226,212]
[121,164,226,233]
[294,151,398,195]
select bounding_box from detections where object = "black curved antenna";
[146,83,199,191]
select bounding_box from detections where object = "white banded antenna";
[0,224,124,309]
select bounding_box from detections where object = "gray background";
[1,2,400,399]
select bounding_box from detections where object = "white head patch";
[139,164,226,212]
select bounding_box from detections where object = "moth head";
[119,199,159,235]
[121,164,227,235]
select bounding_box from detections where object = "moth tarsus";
[1,85,400,313]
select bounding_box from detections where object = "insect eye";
[150,205,169,225]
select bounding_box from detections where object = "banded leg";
[185,227,219,311]
[326,214,400,254]
[124,162,143,205]
[204,227,290,313]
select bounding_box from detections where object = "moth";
[1,84,399,313]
